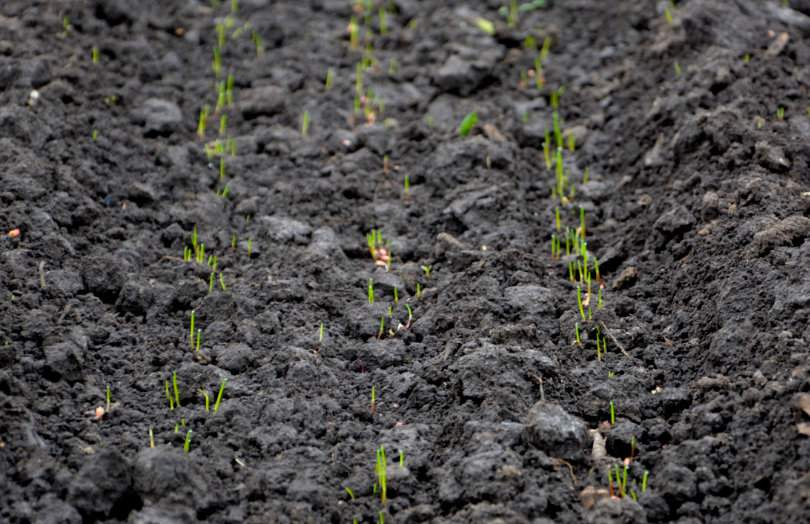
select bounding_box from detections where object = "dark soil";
[2,0,810,522]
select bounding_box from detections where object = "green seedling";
[664,3,674,25]
[219,184,230,198]
[183,429,192,453]
[552,111,562,151]
[213,46,222,78]
[458,112,478,137]
[475,17,495,35]
[344,486,355,500]
[368,278,375,305]
[301,110,310,137]
[399,450,405,468]
[325,67,335,90]
[91,129,98,141]
[209,271,216,293]
[554,207,561,231]
[583,166,590,184]
[247,238,253,257]
[226,73,235,106]
[370,385,377,415]
[577,286,586,321]
[231,233,237,250]
[319,322,325,344]
[567,132,575,152]
[349,17,359,49]
[219,157,226,180]
[196,329,202,353]
[197,105,210,140]
[642,470,649,492]
[404,174,410,196]
[165,380,174,411]
[674,61,682,77]
[105,384,112,412]
[378,315,385,339]
[189,310,196,351]
[213,378,227,413]
[376,446,388,504]
[393,287,399,304]
[251,30,264,56]
[405,304,413,326]
[91,47,100,64]
[62,16,72,35]
[580,207,586,238]
[421,265,432,278]
[575,323,581,346]
[609,400,616,425]
[544,131,552,170]
[216,23,226,48]
[231,0,238,14]
[219,114,228,137]
[777,106,785,120]
[149,427,155,448]
[415,282,422,298]
[379,6,388,34]
[172,371,181,408]
[219,273,227,291]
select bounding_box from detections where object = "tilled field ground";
[1,1,810,523]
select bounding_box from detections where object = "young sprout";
[554,207,561,231]
[247,238,253,257]
[575,323,581,346]
[348,17,360,49]
[674,61,682,77]
[324,67,335,90]
[213,46,222,78]
[376,446,388,504]
[219,273,227,291]
[377,315,385,339]
[62,16,72,35]
[507,0,518,27]
[197,105,210,140]
[577,286,586,321]
[777,106,785,120]
[91,47,100,64]
[209,271,215,293]
[344,487,355,500]
[378,6,388,35]
[415,282,422,299]
[370,385,377,415]
[319,322,325,344]
[399,450,405,468]
[368,278,375,305]
[106,384,112,412]
[91,129,98,141]
[475,18,495,35]
[189,310,196,351]
[231,0,238,14]
[421,265,432,278]
[543,131,552,170]
[149,427,155,448]
[183,429,192,453]
[580,207,586,238]
[404,174,410,196]
[216,23,226,49]
[642,470,649,492]
[213,378,227,413]
[226,73,235,107]
[458,112,478,137]
[301,111,310,137]
[567,132,575,152]
[172,371,181,408]
[664,2,674,25]
[609,400,616,425]
[196,329,202,353]
[404,303,413,328]
[251,30,264,56]
[219,114,228,137]
[165,379,174,411]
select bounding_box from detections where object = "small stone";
[132,98,182,136]
[755,141,791,173]
[612,266,638,290]
[239,85,286,119]
[213,343,254,374]
[524,402,588,460]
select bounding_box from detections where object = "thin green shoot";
[422,265,432,278]
[583,167,590,184]
[349,17,359,49]
[344,486,355,500]
[777,106,785,120]
[543,131,552,170]
[379,7,388,35]
[416,282,422,298]
[378,315,385,339]
[251,30,264,56]
[91,47,100,64]
[580,207,586,238]
[642,470,649,492]
[552,111,562,151]
[664,4,673,25]
[577,286,586,320]
[219,273,227,291]
[106,384,111,412]
[325,67,335,90]
[399,450,405,468]
[172,371,180,408]
[319,322,325,344]
[209,271,215,293]
[575,323,581,346]
[213,378,227,413]
[196,329,202,353]
[213,46,222,78]
[149,427,155,448]
[507,0,518,27]
[231,233,237,250]
[301,110,310,137]
[405,303,413,325]
[458,112,478,137]
[376,446,388,504]
[219,114,228,137]
[567,132,575,152]
[609,400,615,425]
[371,385,377,415]
[475,18,495,35]
[555,207,561,231]
[540,35,552,62]
[674,61,682,77]
[197,105,210,140]
[216,23,226,48]
[247,238,253,257]
[404,174,410,196]
[393,287,399,304]
[226,73,235,107]
[368,278,375,305]
[231,0,238,14]
[183,429,192,453]
[189,309,196,350]
[62,16,72,35]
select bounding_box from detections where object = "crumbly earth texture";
[1,1,810,523]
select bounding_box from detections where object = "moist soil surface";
[2,0,810,523]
